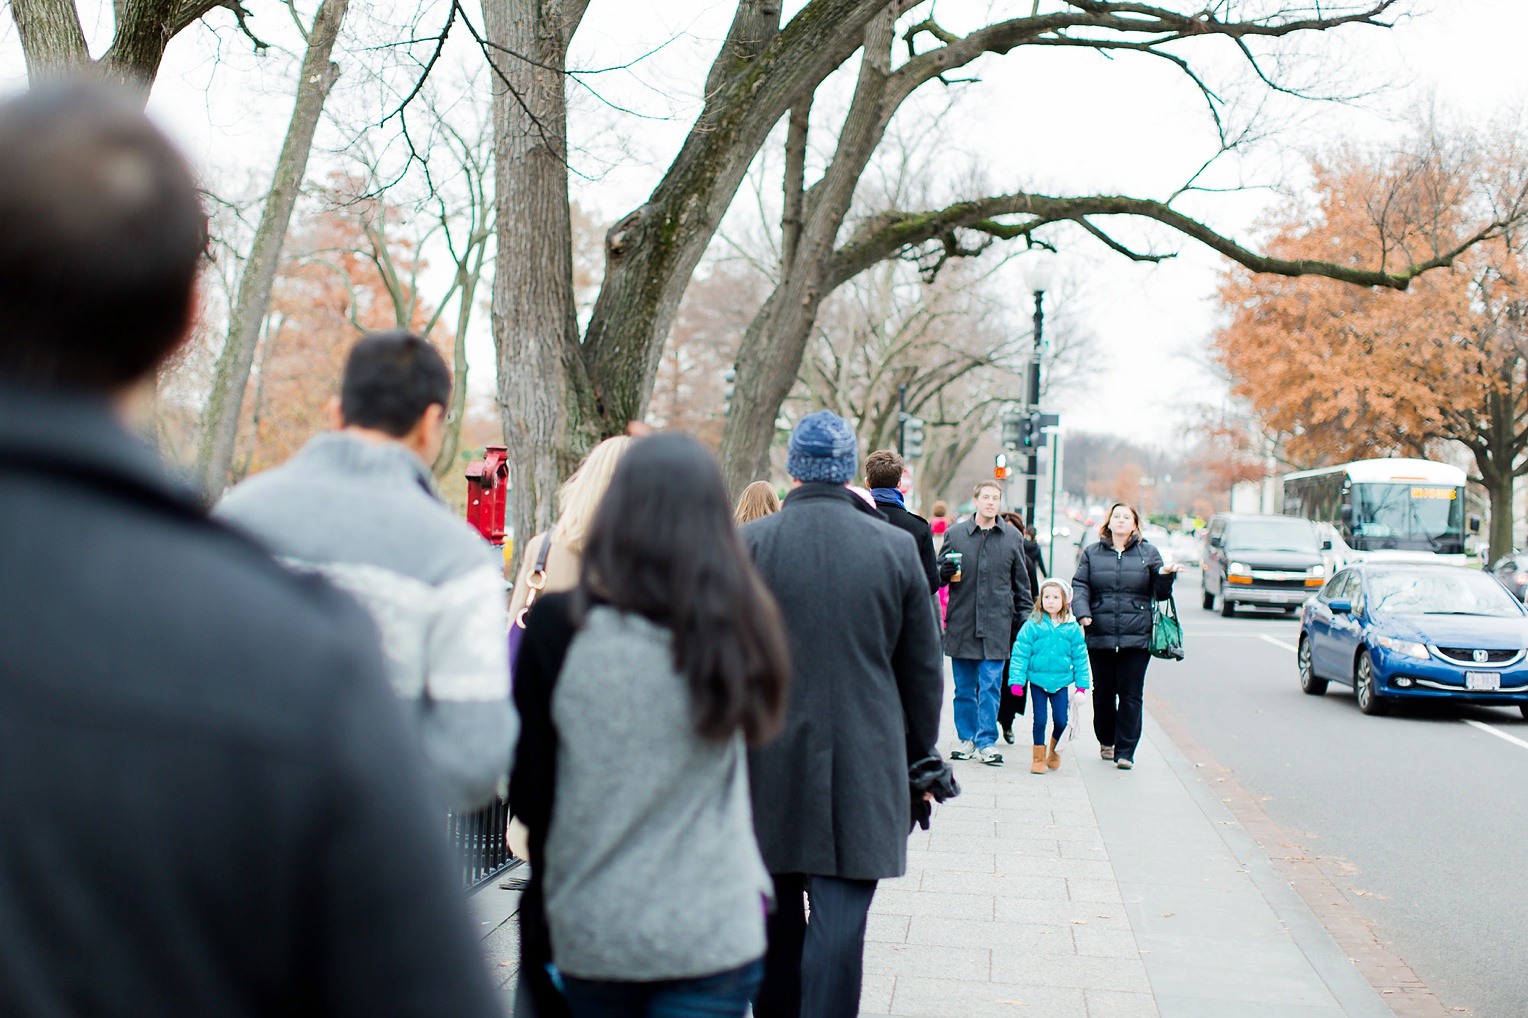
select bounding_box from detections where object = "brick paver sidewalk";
[862,729,1155,1017]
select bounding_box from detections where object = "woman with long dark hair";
[511,433,791,1018]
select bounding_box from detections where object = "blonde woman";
[505,435,630,865]
[508,435,633,625]
[733,480,780,525]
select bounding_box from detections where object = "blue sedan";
[1297,563,1528,717]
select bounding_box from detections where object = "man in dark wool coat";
[741,410,946,1018]
[937,480,1033,766]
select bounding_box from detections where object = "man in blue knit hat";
[740,410,948,1018]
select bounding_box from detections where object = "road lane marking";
[1259,634,1298,652]
[1465,719,1528,752]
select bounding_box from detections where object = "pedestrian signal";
[904,415,926,459]
[995,453,1009,480]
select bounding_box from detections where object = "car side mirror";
[1321,539,1333,550]
[1339,505,1353,525]
[1329,598,1352,614]
[1469,514,1482,534]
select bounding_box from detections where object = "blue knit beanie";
[787,410,858,484]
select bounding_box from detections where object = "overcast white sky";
[5,1,1527,447]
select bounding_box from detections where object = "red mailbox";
[465,445,509,549]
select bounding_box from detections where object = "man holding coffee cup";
[938,480,1033,765]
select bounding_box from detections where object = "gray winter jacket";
[216,432,516,810]
[542,607,770,981]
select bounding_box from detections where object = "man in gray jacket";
[218,332,516,810]
[742,410,945,1018]
[937,479,1033,765]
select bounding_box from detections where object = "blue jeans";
[1030,686,1069,746]
[951,658,1005,749]
[561,958,764,1018]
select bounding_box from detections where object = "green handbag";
[1149,596,1185,661]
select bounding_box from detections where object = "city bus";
[1280,458,1472,565]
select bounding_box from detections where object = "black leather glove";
[938,558,958,582]
[908,755,961,831]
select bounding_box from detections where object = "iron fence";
[448,796,518,891]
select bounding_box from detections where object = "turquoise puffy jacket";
[1008,616,1092,694]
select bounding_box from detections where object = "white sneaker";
[949,739,976,760]
[977,745,1004,766]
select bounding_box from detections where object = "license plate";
[1466,671,1500,691]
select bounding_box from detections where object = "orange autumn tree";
[1214,128,1528,558]
[234,196,450,481]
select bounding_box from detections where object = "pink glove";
[1010,684,1023,696]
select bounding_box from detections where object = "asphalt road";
[1134,565,1528,1017]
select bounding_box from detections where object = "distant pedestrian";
[1071,502,1179,770]
[930,501,952,622]
[512,434,791,1018]
[218,331,517,812]
[938,481,1034,765]
[741,411,947,1018]
[735,479,782,524]
[1025,525,1049,581]
[509,435,633,625]
[1010,579,1092,774]
[0,84,499,1018]
[867,449,938,594]
[995,512,1037,744]
[930,500,951,545]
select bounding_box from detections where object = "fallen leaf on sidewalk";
[1070,920,1087,925]
[994,1000,1029,1006]
[1161,913,1175,917]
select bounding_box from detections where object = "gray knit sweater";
[543,607,770,981]
[215,432,516,811]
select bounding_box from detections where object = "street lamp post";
[1024,258,1054,529]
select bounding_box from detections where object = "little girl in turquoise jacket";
[1009,578,1092,774]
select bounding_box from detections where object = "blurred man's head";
[0,84,205,393]
[333,332,452,464]
[864,449,904,490]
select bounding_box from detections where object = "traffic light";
[723,367,736,416]
[903,415,925,459]
[1021,411,1039,448]
[994,453,1009,480]
[1001,410,1024,450]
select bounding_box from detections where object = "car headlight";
[1373,635,1429,660]
[1228,561,1250,576]
[1308,565,1325,577]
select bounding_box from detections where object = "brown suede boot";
[1030,746,1047,774]
[1047,737,1061,771]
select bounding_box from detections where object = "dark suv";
[1202,513,1331,617]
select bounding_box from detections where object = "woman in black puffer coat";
[1071,502,1179,769]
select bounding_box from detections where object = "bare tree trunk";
[195,0,348,501]
[483,0,590,578]
[11,0,89,79]
[432,233,490,477]
[719,9,897,495]
[578,0,888,440]
[12,0,242,90]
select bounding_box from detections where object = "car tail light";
[1515,572,1527,586]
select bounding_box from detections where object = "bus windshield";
[1351,483,1464,551]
